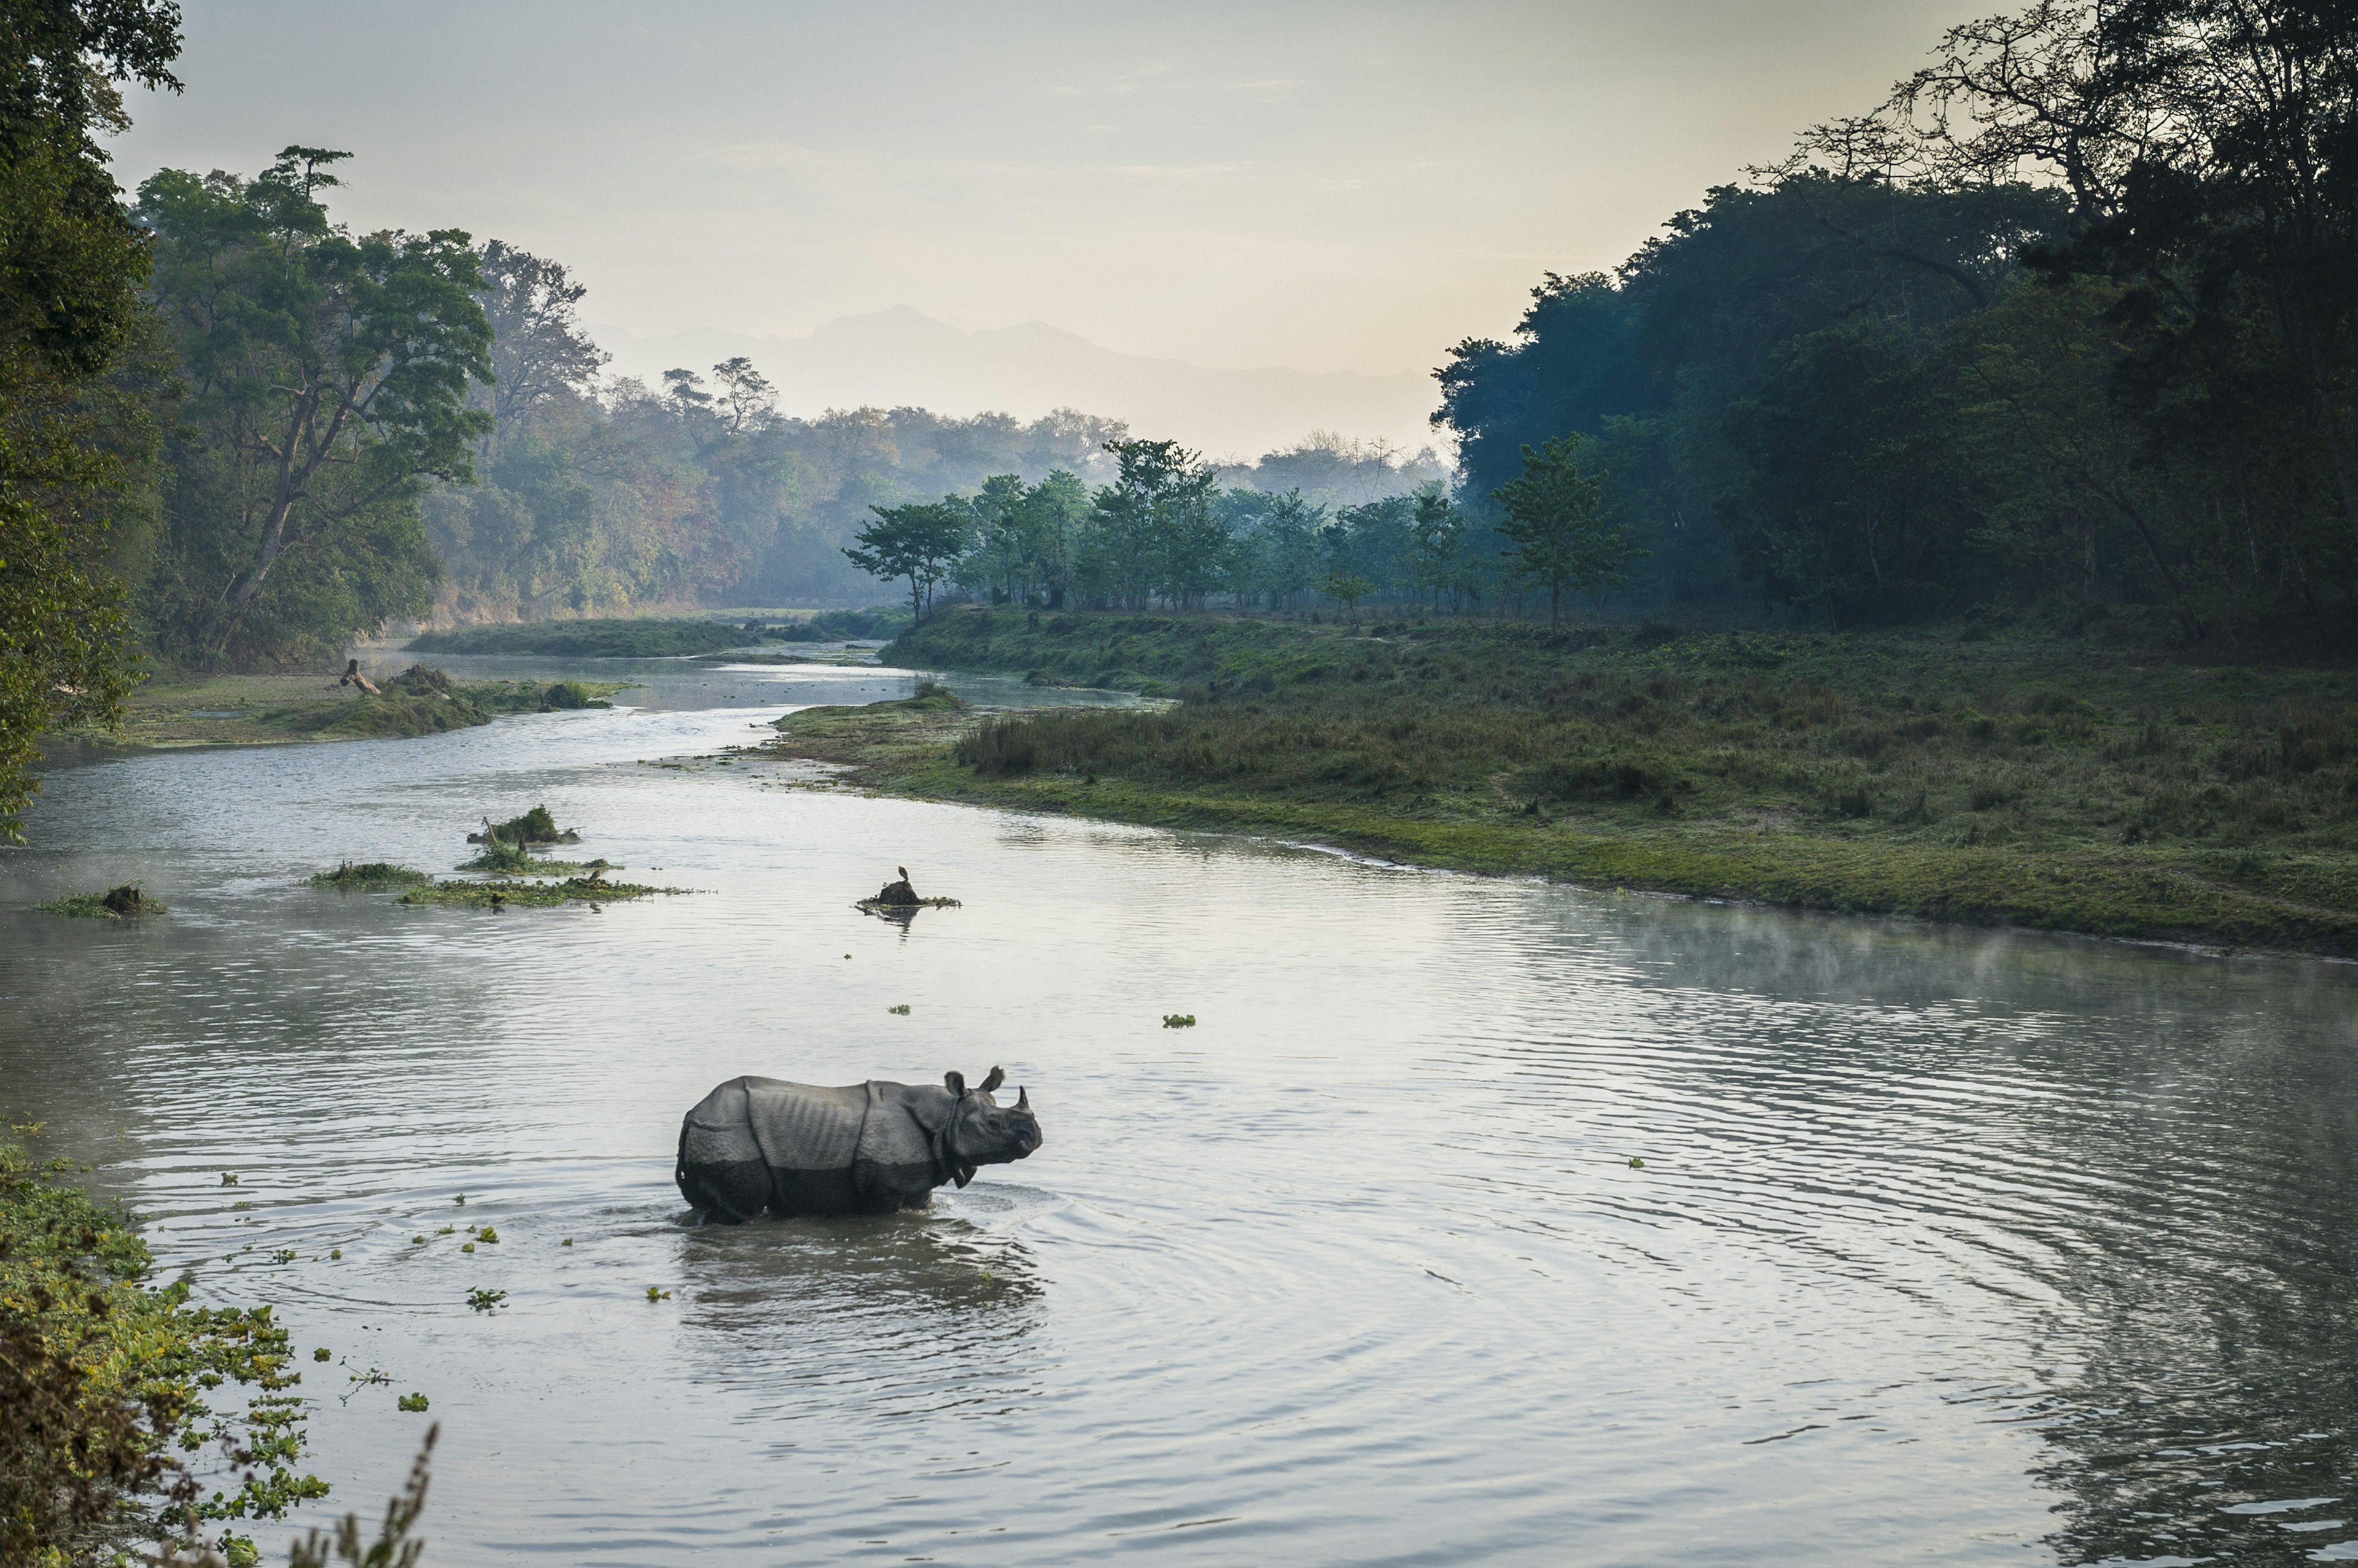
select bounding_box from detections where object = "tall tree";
[1407,483,1466,613]
[1492,433,1638,627]
[137,147,491,656]
[475,239,605,454]
[0,0,182,840]
[843,499,969,622]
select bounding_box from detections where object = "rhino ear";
[1016,1085,1029,1111]
[943,1070,967,1098]
[978,1066,1005,1095]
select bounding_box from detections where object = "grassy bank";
[406,608,905,658]
[43,666,627,760]
[765,609,2358,957]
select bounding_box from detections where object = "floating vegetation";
[435,1225,454,1235]
[329,1248,342,1260]
[39,883,167,919]
[854,895,962,917]
[400,875,688,910]
[468,804,576,845]
[269,1248,296,1264]
[221,1173,238,1186]
[560,1238,573,1247]
[473,1227,498,1244]
[313,1348,331,1362]
[1162,1014,1197,1028]
[1628,1157,1646,1168]
[465,1288,506,1312]
[396,1392,429,1412]
[645,1286,671,1302]
[309,861,430,890]
[411,1234,425,1244]
[459,1243,474,1253]
[887,1004,911,1015]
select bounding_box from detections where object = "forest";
[840,2,2358,646]
[9,0,2358,840]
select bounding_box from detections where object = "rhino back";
[742,1077,871,1171]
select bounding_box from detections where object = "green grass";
[839,608,2358,956]
[306,863,430,890]
[54,667,627,758]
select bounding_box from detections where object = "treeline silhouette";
[850,2,2358,647]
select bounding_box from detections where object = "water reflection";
[682,1209,1045,1424]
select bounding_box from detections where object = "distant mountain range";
[588,306,1444,462]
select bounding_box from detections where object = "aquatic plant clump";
[470,804,570,844]
[0,1137,330,1558]
[39,883,167,918]
[399,877,690,910]
[308,863,430,890]
[854,896,962,916]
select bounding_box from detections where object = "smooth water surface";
[5,656,2357,1566]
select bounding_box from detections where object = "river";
[4,651,2357,1567]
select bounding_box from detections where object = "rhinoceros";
[675,1066,1042,1221]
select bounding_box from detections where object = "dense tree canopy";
[0,0,180,840]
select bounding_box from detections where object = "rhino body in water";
[675,1066,1042,1221]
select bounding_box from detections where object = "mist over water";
[5,660,2357,1566]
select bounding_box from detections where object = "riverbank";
[39,667,629,763]
[749,609,2358,957]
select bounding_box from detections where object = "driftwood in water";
[338,659,381,696]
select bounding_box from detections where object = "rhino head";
[938,1066,1043,1187]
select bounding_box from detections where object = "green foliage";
[0,1136,327,1562]
[133,148,492,666]
[396,876,685,909]
[1491,433,1637,626]
[1426,7,2358,645]
[411,617,760,657]
[843,499,971,623]
[0,0,185,841]
[307,863,429,890]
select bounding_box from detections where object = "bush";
[0,1137,327,1561]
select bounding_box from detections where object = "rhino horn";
[1016,1085,1029,1110]
[978,1065,1005,1094]
[944,1070,967,1098]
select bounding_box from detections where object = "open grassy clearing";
[768,610,2358,956]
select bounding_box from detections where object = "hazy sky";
[110,1,1983,378]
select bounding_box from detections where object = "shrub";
[0,1138,327,1561]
